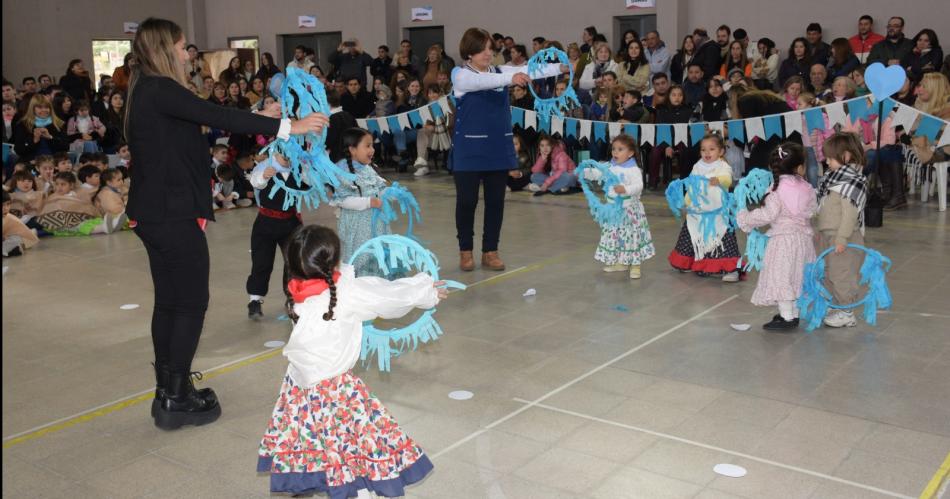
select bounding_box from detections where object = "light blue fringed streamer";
[260,67,356,211]
[347,235,466,371]
[733,168,774,272]
[527,47,579,130]
[371,182,422,240]
[576,160,628,227]
[797,244,892,332]
[665,175,736,246]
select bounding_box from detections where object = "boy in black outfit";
[619,90,648,123]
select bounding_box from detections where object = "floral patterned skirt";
[594,203,656,266]
[258,371,432,498]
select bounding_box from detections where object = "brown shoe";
[481,251,506,271]
[459,251,475,271]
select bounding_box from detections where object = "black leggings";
[246,215,300,298]
[134,219,210,373]
[454,170,508,252]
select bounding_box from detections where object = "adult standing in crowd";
[849,15,884,63]
[716,25,732,63]
[670,35,696,85]
[691,28,722,82]
[329,39,374,88]
[779,37,812,87]
[124,17,328,431]
[868,17,914,66]
[184,44,207,89]
[287,45,315,73]
[580,26,597,56]
[255,52,281,84]
[644,31,671,79]
[806,23,832,66]
[903,29,943,80]
[451,27,567,272]
[60,59,94,104]
[111,53,134,92]
[371,45,394,84]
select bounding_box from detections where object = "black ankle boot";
[154,370,221,430]
[762,316,799,331]
[153,363,217,417]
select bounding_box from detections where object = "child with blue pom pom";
[589,134,655,279]
[737,143,817,330]
[258,224,445,498]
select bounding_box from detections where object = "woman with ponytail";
[124,17,328,431]
[330,128,389,277]
[736,143,818,330]
[259,224,445,497]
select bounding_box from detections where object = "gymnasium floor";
[3,172,949,499]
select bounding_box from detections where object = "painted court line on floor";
[510,398,915,499]
[431,294,740,459]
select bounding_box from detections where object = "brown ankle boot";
[481,251,506,271]
[459,251,475,271]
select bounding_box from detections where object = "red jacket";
[849,32,884,62]
[531,143,576,189]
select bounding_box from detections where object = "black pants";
[507,172,531,191]
[246,214,301,299]
[454,170,507,252]
[134,219,210,373]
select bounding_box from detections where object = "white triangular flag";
[608,122,622,139]
[419,105,433,123]
[937,126,950,148]
[640,124,655,146]
[357,118,368,130]
[782,112,803,137]
[377,117,389,134]
[438,96,453,115]
[524,110,537,131]
[745,117,765,141]
[551,116,564,137]
[397,112,411,131]
[579,119,592,140]
[892,103,920,131]
[709,121,725,135]
[673,123,688,146]
[825,101,849,127]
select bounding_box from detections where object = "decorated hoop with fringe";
[665,175,736,247]
[797,244,892,332]
[259,67,355,211]
[347,235,465,371]
[371,182,422,240]
[733,169,774,272]
[576,160,628,227]
[526,47,578,130]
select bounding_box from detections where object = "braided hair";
[341,127,374,197]
[287,224,342,321]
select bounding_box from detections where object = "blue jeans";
[804,146,820,187]
[531,172,577,191]
[864,146,902,176]
[392,128,417,154]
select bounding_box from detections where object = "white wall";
[1,0,189,87]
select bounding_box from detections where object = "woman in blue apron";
[451,27,565,271]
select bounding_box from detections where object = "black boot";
[154,370,221,430]
[883,161,907,210]
[153,363,216,417]
[248,299,263,319]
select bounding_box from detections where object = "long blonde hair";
[19,94,63,132]
[914,73,950,116]
[125,18,187,138]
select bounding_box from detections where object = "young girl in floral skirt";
[258,224,445,498]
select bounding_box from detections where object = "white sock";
[249,295,263,303]
[356,489,372,499]
[778,300,798,321]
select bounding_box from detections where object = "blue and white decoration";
[576,160,628,227]
[526,47,579,130]
[733,169,774,272]
[665,175,736,253]
[347,235,466,371]
[371,182,422,239]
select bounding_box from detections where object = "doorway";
[278,32,342,75]
[614,15,657,49]
[405,26,445,59]
[91,40,131,90]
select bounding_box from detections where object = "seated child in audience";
[116,142,131,169]
[508,134,532,192]
[8,170,45,228]
[609,87,626,121]
[737,143,817,330]
[815,132,868,329]
[66,100,107,148]
[37,171,124,234]
[412,84,453,177]
[233,150,257,204]
[76,164,101,204]
[2,190,39,257]
[35,155,57,195]
[53,152,73,173]
[92,169,127,216]
[618,90,649,123]
[77,152,97,170]
[210,144,229,172]
[590,88,611,121]
[528,134,578,195]
[798,92,831,187]
[212,164,252,209]
[588,134,655,279]
[4,162,28,191]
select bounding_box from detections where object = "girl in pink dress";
[737,143,818,330]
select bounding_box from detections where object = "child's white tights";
[778,300,799,321]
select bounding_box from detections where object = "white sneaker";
[235,199,253,208]
[527,183,541,192]
[629,265,641,279]
[603,264,629,273]
[823,310,857,328]
[413,157,428,168]
[223,199,236,210]
[721,271,740,282]
[414,166,430,177]
[104,212,128,234]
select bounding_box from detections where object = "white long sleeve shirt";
[452,63,563,99]
[283,264,441,387]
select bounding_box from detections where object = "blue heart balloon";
[864,63,906,100]
[268,72,285,98]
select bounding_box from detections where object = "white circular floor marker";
[448,390,474,401]
[120,304,140,310]
[729,323,751,331]
[264,340,286,348]
[713,463,747,478]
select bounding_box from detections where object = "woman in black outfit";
[255,52,281,84]
[60,59,95,104]
[125,18,328,430]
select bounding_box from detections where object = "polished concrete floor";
[3,171,950,499]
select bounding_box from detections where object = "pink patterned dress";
[737,175,818,306]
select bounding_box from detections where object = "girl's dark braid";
[344,151,363,196]
[322,276,338,321]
